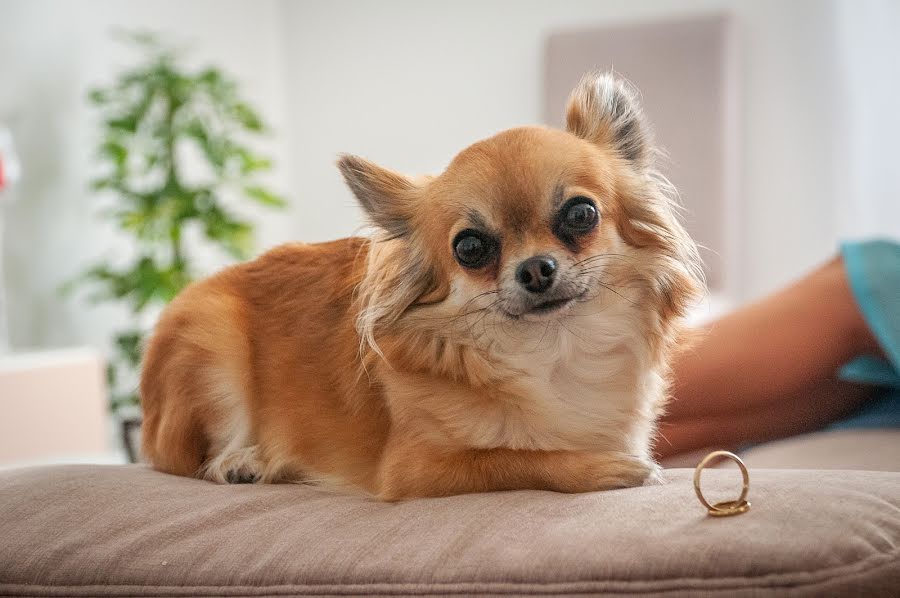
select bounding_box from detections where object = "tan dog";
[140,72,702,500]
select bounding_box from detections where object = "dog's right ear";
[566,72,652,169]
[338,154,418,238]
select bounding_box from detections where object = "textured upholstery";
[1,465,898,596]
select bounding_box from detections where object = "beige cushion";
[741,429,900,472]
[661,429,900,471]
[1,465,898,596]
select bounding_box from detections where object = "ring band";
[693,450,751,517]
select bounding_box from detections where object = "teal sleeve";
[839,239,900,389]
[831,239,900,429]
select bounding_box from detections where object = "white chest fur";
[488,306,664,454]
[426,299,666,457]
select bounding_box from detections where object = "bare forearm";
[657,256,882,457]
[667,256,879,422]
[656,378,875,458]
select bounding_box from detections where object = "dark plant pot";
[120,417,142,464]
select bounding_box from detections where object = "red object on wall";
[0,156,6,190]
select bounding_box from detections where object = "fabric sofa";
[2,449,898,597]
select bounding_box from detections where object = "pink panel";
[0,349,108,463]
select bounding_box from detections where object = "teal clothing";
[831,239,900,429]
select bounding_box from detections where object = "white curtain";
[834,0,900,241]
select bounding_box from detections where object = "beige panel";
[545,14,738,291]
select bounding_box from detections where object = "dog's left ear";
[337,154,418,238]
[566,72,651,169]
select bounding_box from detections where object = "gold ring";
[693,450,751,517]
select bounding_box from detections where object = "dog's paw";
[225,468,260,484]
[642,462,665,487]
[203,445,263,484]
[592,453,656,490]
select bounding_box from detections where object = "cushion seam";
[1,544,897,596]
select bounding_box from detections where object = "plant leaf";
[243,185,286,208]
[233,102,265,132]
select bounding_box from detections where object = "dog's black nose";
[516,256,557,293]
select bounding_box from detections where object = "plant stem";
[171,226,184,269]
[163,77,185,271]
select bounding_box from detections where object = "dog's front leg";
[376,436,653,500]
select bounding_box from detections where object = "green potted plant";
[67,33,286,460]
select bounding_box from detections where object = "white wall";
[833,0,900,241]
[2,0,890,357]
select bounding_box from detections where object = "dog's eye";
[453,230,493,268]
[562,199,598,231]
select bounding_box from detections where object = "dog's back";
[140,238,388,487]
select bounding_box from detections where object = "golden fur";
[140,72,703,500]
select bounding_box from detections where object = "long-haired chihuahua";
[140,72,703,499]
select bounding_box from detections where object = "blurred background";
[1,0,898,467]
